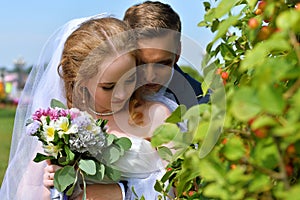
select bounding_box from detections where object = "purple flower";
[32,108,46,120]
[26,120,41,135]
[72,114,91,128]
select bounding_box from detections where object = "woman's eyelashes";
[99,74,136,90]
[100,83,115,90]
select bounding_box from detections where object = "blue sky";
[0,0,214,70]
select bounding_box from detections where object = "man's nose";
[144,64,156,83]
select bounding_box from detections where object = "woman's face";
[86,53,136,114]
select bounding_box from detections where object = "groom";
[124,1,210,108]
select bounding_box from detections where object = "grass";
[0,105,16,186]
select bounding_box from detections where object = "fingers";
[43,171,54,188]
[43,160,62,188]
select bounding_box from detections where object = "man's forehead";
[137,48,175,63]
[137,34,178,52]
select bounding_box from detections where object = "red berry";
[254,128,268,138]
[230,164,237,169]
[258,1,267,10]
[255,8,263,15]
[216,68,222,75]
[248,18,259,29]
[188,191,196,196]
[221,138,227,145]
[221,72,229,80]
[285,164,293,176]
[296,3,300,11]
[287,144,296,155]
[248,117,256,126]
[167,167,173,171]
[258,26,273,41]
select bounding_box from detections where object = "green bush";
[151,0,300,199]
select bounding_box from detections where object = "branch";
[273,137,290,190]
[289,31,300,63]
[241,158,283,180]
[283,78,300,99]
[225,128,251,137]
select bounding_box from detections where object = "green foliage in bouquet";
[151,0,300,199]
[26,99,131,199]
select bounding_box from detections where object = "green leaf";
[79,159,97,175]
[33,153,54,162]
[203,183,229,199]
[197,21,208,27]
[241,37,291,71]
[154,180,164,192]
[252,138,280,169]
[50,99,67,109]
[105,166,121,181]
[213,15,240,42]
[102,146,121,163]
[205,0,240,22]
[231,87,262,121]
[223,136,246,161]
[65,172,79,196]
[183,104,210,121]
[85,162,105,182]
[156,146,173,161]
[226,166,252,185]
[151,123,181,147]
[165,105,186,123]
[106,134,116,146]
[54,166,76,192]
[258,85,285,115]
[276,10,300,32]
[248,173,271,193]
[193,121,209,142]
[250,115,277,130]
[115,137,132,151]
[58,145,75,165]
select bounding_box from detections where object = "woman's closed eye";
[100,83,115,90]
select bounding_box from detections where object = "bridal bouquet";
[26,99,132,199]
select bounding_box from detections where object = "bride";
[0,14,177,200]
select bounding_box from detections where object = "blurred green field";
[0,106,15,186]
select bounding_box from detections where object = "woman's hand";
[43,160,62,188]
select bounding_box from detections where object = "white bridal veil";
[0,13,108,200]
[0,12,169,200]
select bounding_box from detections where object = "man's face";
[137,34,180,93]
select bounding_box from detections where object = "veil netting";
[0,13,109,200]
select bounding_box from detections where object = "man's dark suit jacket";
[166,64,210,108]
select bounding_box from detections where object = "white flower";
[26,120,41,135]
[55,116,78,137]
[43,143,62,158]
[43,124,56,142]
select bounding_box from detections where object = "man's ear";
[175,41,181,63]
